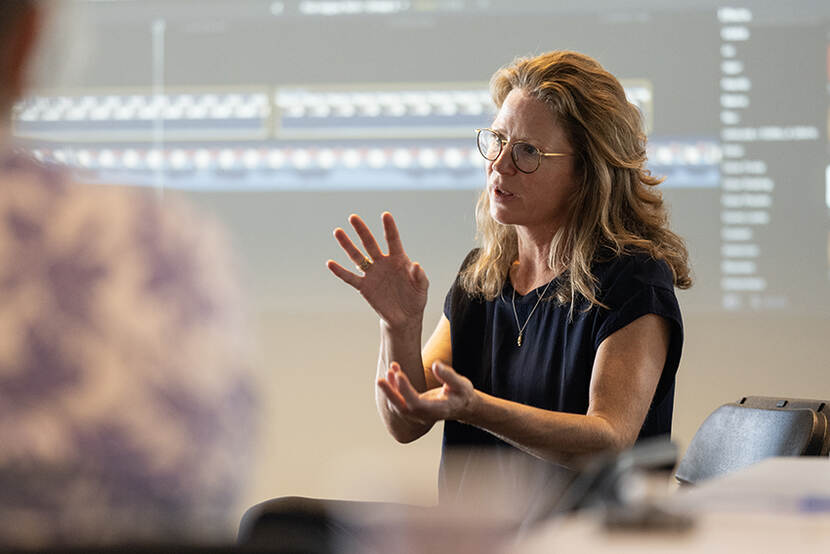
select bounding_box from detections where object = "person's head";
[482,88,579,237]
[0,0,41,122]
[463,50,691,307]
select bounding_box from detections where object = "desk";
[517,458,830,553]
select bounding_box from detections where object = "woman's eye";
[515,143,538,157]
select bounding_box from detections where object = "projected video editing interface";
[14,83,709,189]
[11,3,830,315]
[714,7,827,312]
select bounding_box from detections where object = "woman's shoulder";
[592,247,676,292]
[445,248,488,315]
[458,248,481,273]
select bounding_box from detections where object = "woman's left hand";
[378,361,477,426]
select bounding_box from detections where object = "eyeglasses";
[475,128,572,174]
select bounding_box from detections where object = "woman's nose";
[490,144,516,175]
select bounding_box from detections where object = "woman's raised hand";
[327,212,428,330]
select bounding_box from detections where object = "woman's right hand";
[327,212,428,331]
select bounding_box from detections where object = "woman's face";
[486,88,579,236]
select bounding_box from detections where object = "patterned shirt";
[0,150,256,547]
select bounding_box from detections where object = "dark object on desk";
[675,396,829,485]
[603,503,694,533]
[554,438,678,514]
[517,437,679,540]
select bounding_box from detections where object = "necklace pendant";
[517,333,522,347]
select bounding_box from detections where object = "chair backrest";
[675,402,828,485]
[737,396,827,412]
[736,396,829,456]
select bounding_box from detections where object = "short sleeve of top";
[439,248,683,502]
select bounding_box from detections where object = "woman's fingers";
[326,260,361,289]
[349,214,384,260]
[410,262,429,291]
[432,361,463,388]
[378,377,407,411]
[334,214,413,276]
[333,227,371,270]
[391,366,423,408]
[382,212,405,256]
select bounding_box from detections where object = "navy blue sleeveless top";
[439,249,683,503]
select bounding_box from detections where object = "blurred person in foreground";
[329,50,691,504]
[0,1,255,548]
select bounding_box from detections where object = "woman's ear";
[0,4,42,107]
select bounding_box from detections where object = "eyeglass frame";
[475,128,573,174]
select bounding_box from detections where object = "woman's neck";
[511,226,563,295]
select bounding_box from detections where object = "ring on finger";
[358,257,372,272]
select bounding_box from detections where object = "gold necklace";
[510,279,553,347]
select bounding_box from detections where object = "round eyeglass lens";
[477,129,501,161]
[512,142,541,173]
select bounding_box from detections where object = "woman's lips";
[492,185,515,199]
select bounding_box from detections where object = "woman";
[328,50,691,502]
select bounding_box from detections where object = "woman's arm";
[379,313,670,467]
[378,316,452,442]
[327,212,448,443]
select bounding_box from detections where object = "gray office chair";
[675,396,829,485]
